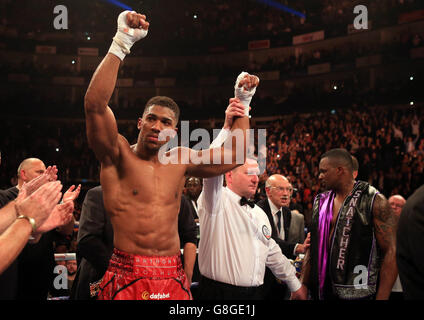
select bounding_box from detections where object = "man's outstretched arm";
[84,11,149,163]
[185,73,259,177]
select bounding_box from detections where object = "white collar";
[225,186,243,203]
[267,198,281,216]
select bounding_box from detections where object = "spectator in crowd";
[49,257,78,299]
[178,193,199,289]
[0,167,70,300]
[66,259,77,291]
[185,177,202,222]
[257,174,309,300]
[258,174,308,259]
[0,180,64,274]
[0,158,80,300]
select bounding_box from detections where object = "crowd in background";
[258,106,423,226]
[1,104,423,229]
[0,0,421,55]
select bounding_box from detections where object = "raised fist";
[236,72,260,91]
[117,10,149,41]
[109,10,150,60]
[234,72,260,114]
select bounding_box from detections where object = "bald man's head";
[388,194,406,216]
[265,174,293,208]
[17,158,46,186]
[225,158,260,199]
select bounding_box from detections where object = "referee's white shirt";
[197,129,301,292]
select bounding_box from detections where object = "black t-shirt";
[17,230,60,300]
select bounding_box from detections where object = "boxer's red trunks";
[97,248,192,300]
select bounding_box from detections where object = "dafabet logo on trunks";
[141,291,170,300]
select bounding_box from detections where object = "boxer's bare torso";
[101,135,187,257]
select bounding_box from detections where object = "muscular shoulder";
[117,134,131,151]
[372,193,397,249]
[372,193,392,222]
[99,134,131,166]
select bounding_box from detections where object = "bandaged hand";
[108,10,150,61]
[234,72,260,116]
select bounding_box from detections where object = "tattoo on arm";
[373,193,399,299]
[373,194,397,251]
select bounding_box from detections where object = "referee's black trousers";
[197,276,265,300]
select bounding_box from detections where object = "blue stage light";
[256,0,306,19]
[103,0,133,11]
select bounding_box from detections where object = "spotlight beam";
[256,0,306,19]
[103,0,133,11]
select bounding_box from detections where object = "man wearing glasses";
[257,174,310,299]
[258,174,309,259]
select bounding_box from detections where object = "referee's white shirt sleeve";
[266,238,302,292]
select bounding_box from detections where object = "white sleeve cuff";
[293,243,299,256]
[286,276,302,293]
[210,128,230,149]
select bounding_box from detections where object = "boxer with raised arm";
[84,10,259,300]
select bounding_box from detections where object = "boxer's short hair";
[321,148,354,173]
[144,96,180,122]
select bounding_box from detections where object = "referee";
[196,128,307,300]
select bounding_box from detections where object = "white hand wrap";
[234,71,258,116]
[108,10,148,61]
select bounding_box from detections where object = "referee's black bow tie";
[240,197,255,208]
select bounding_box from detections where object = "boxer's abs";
[105,196,181,257]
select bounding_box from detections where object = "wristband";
[16,215,37,233]
[108,38,128,61]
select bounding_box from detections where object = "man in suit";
[185,177,202,222]
[257,174,310,300]
[70,186,114,300]
[396,185,424,299]
[257,174,309,259]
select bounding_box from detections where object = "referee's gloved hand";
[108,10,150,61]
